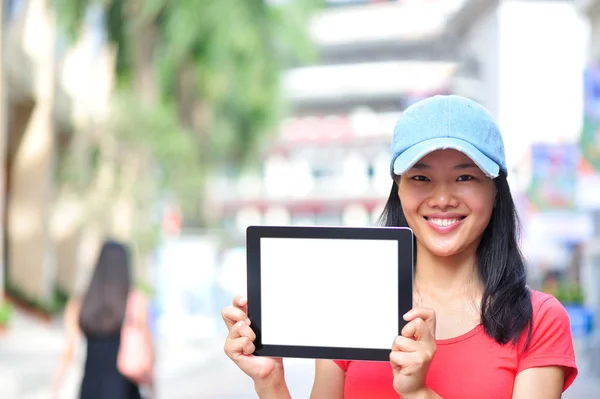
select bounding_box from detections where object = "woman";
[52,240,153,399]
[221,95,578,398]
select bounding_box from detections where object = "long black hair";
[379,173,533,348]
[79,240,132,336]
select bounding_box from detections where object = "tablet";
[246,225,414,362]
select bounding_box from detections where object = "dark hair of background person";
[78,240,132,337]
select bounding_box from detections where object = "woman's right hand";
[222,295,285,384]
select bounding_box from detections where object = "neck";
[414,242,482,299]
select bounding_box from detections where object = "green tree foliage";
[51,0,320,226]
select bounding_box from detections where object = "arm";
[52,298,82,398]
[254,358,344,399]
[134,291,155,388]
[255,378,292,399]
[512,366,565,399]
[309,359,345,399]
[222,295,287,398]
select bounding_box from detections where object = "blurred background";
[0,0,599,397]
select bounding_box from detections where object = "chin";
[430,247,463,258]
[423,240,465,258]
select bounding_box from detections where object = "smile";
[424,216,466,232]
[428,218,462,227]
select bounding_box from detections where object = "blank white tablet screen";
[260,237,399,350]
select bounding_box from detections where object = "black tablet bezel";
[246,225,414,362]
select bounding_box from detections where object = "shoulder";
[518,289,578,390]
[528,289,570,328]
[521,289,575,357]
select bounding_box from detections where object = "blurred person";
[221,95,578,398]
[52,240,154,399]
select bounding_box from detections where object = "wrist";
[401,387,439,399]
[254,376,291,399]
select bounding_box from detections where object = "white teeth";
[429,218,460,227]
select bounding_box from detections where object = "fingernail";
[403,312,411,320]
[245,318,251,325]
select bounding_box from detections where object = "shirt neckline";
[435,324,483,345]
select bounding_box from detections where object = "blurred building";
[1,0,114,302]
[209,0,590,286]
[580,0,600,61]
[574,0,600,321]
[209,0,508,243]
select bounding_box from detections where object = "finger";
[230,320,256,342]
[390,350,431,375]
[225,335,256,358]
[403,307,436,336]
[402,318,434,343]
[222,306,250,331]
[233,295,248,313]
[401,318,417,338]
[224,320,257,358]
[389,350,410,370]
[403,307,435,323]
[392,335,419,352]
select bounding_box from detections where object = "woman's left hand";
[390,308,437,398]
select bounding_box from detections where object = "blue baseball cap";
[390,95,507,178]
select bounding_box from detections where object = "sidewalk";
[0,310,225,399]
[0,311,66,399]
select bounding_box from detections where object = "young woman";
[52,240,154,399]
[222,95,578,398]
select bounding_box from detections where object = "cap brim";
[392,137,500,178]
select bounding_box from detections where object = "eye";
[457,175,475,182]
[411,175,430,182]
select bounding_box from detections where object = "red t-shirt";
[334,290,577,399]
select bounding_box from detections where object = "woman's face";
[397,149,497,258]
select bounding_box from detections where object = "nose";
[427,182,459,210]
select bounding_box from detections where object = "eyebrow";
[412,163,477,170]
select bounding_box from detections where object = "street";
[159,354,315,399]
[1,311,600,398]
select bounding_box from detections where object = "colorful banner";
[581,66,600,170]
[528,143,579,210]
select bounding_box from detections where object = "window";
[316,211,342,226]
[87,5,107,53]
[367,164,375,180]
[6,0,26,22]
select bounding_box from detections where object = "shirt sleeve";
[334,360,350,372]
[517,295,578,391]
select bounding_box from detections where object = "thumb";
[404,307,436,339]
[402,318,434,343]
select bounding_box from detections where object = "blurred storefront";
[1,1,114,304]
[455,0,589,293]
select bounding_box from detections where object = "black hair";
[79,240,132,336]
[379,173,533,348]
